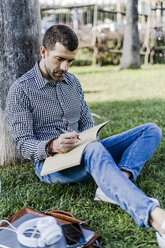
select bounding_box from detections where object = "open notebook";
[41,120,110,176]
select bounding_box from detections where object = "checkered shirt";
[6,63,95,162]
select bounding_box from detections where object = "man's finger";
[60,137,78,144]
[60,131,78,140]
[59,143,77,153]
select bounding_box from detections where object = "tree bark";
[0,0,41,165]
[120,0,141,69]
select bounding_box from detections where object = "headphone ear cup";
[37,216,56,232]
[45,232,58,246]
[37,237,45,248]
[42,223,62,245]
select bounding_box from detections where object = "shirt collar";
[33,62,70,89]
[62,73,71,85]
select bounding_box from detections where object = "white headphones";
[0,216,63,248]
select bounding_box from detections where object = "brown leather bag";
[0,207,102,248]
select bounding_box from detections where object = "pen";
[57,128,81,140]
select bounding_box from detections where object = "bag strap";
[0,207,86,226]
[47,210,74,218]
[45,210,87,225]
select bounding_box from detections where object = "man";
[6,25,165,246]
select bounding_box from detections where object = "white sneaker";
[94,187,118,204]
[156,222,165,248]
[94,187,160,205]
[94,187,117,204]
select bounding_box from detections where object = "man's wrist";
[45,138,57,156]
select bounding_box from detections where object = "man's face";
[40,42,77,82]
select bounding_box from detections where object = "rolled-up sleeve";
[6,83,47,161]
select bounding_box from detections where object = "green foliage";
[72,59,92,66]
[72,48,92,66]
[1,65,165,247]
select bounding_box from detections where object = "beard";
[45,64,66,82]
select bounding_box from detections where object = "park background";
[0,0,165,247]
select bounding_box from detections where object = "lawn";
[0,64,165,247]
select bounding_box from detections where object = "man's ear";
[40,46,47,59]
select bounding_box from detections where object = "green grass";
[69,64,165,103]
[1,64,165,247]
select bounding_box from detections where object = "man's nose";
[60,61,69,71]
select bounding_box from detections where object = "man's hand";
[52,131,79,153]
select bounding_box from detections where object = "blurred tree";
[120,0,141,69]
[0,0,41,165]
[117,0,122,23]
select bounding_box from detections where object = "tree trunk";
[120,0,141,69]
[0,0,41,165]
[143,0,153,65]
[116,0,122,23]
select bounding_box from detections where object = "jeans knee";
[86,141,103,152]
[146,123,162,144]
[83,141,104,172]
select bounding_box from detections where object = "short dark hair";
[42,24,79,51]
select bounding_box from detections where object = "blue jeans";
[34,123,162,228]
